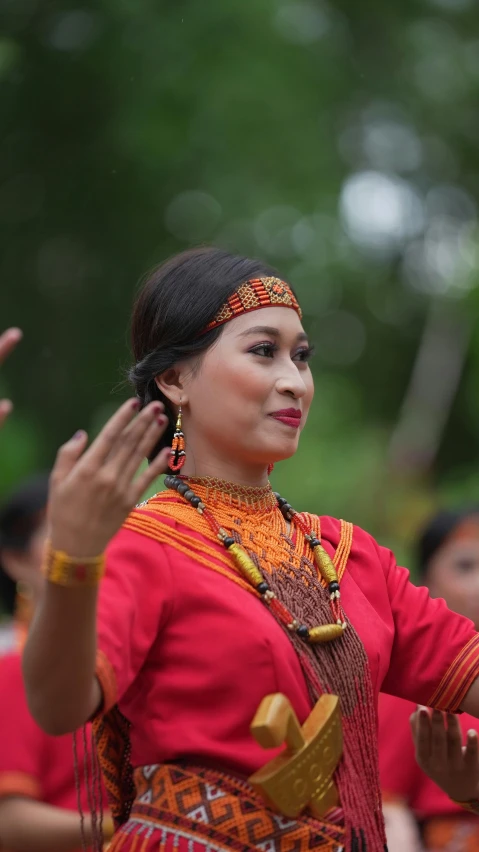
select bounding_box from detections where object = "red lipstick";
[269,408,302,428]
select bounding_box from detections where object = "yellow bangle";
[43,541,105,587]
[102,815,115,841]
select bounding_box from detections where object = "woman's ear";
[155,368,188,407]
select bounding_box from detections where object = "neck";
[180,457,270,488]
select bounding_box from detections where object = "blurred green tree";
[1,0,479,567]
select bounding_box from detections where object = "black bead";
[328,581,340,594]
[183,489,195,502]
[257,582,270,595]
[223,536,235,548]
[190,495,201,508]
[177,482,189,495]
[297,624,309,639]
[164,475,175,489]
[309,537,320,548]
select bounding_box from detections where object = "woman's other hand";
[48,398,170,557]
[410,706,479,803]
[0,327,22,427]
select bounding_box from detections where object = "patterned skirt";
[108,763,346,852]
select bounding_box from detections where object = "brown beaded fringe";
[264,553,386,852]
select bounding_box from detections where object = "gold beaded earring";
[168,406,186,471]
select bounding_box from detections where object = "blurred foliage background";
[1,0,479,568]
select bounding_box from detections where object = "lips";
[269,408,302,428]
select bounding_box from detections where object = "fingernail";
[152,403,162,413]
[158,415,167,425]
[419,707,428,717]
[131,399,140,410]
[73,430,84,440]
[468,729,478,738]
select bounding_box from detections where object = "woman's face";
[1,514,48,599]
[176,306,314,477]
[427,524,479,628]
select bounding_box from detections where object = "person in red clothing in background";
[379,507,479,852]
[0,329,112,852]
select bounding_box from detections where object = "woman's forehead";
[221,306,306,339]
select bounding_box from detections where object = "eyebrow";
[238,325,309,342]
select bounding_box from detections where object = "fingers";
[51,430,89,486]
[447,713,464,767]
[110,403,166,483]
[83,398,141,466]
[411,706,432,768]
[0,328,22,429]
[133,447,171,501]
[430,709,448,768]
[0,399,13,428]
[0,327,22,365]
[464,728,479,773]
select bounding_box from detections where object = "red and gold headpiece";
[204,277,302,334]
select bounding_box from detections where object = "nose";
[275,361,308,400]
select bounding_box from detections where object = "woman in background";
[0,331,112,852]
[379,508,479,852]
[0,473,48,653]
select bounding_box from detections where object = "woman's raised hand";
[48,399,171,557]
[410,706,479,803]
[0,327,22,427]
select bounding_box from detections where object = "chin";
[266,440,300,463]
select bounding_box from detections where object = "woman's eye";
[454,558,477,573]
[250,343,277,358]
[293,345,315,363]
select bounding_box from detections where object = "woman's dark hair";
[417,506,479,580]
[129,246,284,460]
[0,473,49,615]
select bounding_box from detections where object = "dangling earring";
[267,463,274,476]
[168,406,186,471]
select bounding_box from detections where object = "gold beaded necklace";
[164,474,347,644]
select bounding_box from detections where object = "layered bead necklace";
[164,474,347,644]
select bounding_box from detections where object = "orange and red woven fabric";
[203,277,302,333]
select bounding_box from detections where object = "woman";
[0,475,112,851]
[20,247,479,852]
[379,508,479,852]
[0,473,49,652]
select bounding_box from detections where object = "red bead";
[270,598,294,626]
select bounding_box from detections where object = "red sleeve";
[379,545,479,711]
[378,693,420,803]
[95,522,174,712]
[0,654,43,800]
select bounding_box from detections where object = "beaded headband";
[203,277,302,333]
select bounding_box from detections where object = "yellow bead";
[229,543,264,587]
[308,624,344,644]
[312,544,338,585]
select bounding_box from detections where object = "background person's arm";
[0,327,22,427]
[382,802,424,852]
[0,797,110,852]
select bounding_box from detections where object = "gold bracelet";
[452,798,479,815]
[43,541,105,587]
[102,815,115,841]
